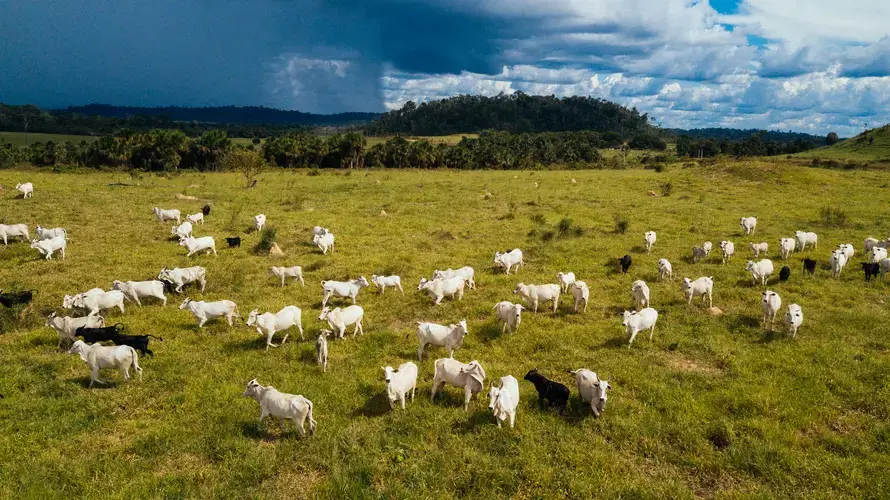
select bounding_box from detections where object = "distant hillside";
[366,92,661,138]
[671,127,828,144]
[62,104,379,126]
[797,124,890,161]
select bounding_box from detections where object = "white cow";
[370,274,403,294]
[0,223,29,245]
[644,231,657,254]
[784,303,803,338]
[513,283,560,313]
[658,258,673,281]
[313,231,335,254]
[73,290,125,316]
[795,231,818,251]
[864,237,888,253]
[383,362,418,410]
[179,235,217,257]
[692,245,708,263]
[702,241,713,256]
[682,277,713,307]
[321,277,369,307]
[570,369,612,418]
[316,330,330,372]
[62,288,104,310]
[418,277,466,305]
[45,313,105,350]
[488,375,519,428]
[247,306,304,349]
[16,182,34,198]
[186,212,204,225]
[68,340,142,388]
[761,290,782,331]
[830,250,848,278]
[172,220,193,239]
[720,241,735,264]
[35,226,66,240]
[569,281,590,313]
[837,243,854,260]
[179,298,238,327]
[881,258,890,281]
[111,280,167,306]
[158,266,207,293]
[30,236,66,260]
[415,320,468,361]
[430,358,486,411]
[871,247,888,264]
[153,207,181,223]
[242,379,317,437]
[740,217,757,235]
[270,266,305,287]
[493,301,524,334]
[312,226,329,237]
[631,280,650,310]
[493,249,524,274]
[319,305,365,338]
[622,308,658,347]
[745,259,774,285]
[433,267,476,289]
[556,272,576,292]
[780,238,796,260]
[254,214,266,231]
[749,242,769,258]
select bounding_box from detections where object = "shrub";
[820,206,850,227]
[661,181,673,196]
[307,168,321,176]
[255,227,277,253]
[220,148,266,187]
[614,214,629,234]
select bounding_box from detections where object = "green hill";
[798,124,890,161]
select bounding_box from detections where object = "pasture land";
[0,131,100,147]
[1,164,890,498]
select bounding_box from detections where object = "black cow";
[803,258,817,276]
[862,262,880,281]
[226,236,241,248]
[618,254,632,274]
[0,289,34,307]
[779,266,791,282]
[110,332,163,356]
[202,204,211,216]
[524,368,570,413]
[75,324,124,343]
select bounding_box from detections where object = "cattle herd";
[4,183,890,437]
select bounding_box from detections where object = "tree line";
[676,132,823,158]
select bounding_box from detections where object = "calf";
[316,330,330,372]
[254,214,266,231]
[862,262,880,281]
[569,281,589,313]
[242,379,317,437]
[493,301,524,334]
[418,277,466,305]
[319,305,364,338]
[618,254,632,274]
[779,238,796,260]
[226,237,241,248]
[837,243,854,260]
[68,340,142,388]
[622,308,658,347]
[644,231,657,254]
[749,242,768,258]
[0,289,34,307]
[523,368,569,413]
[802,258,817,276]
[493,249,524,274]
[871,247,888,264]
[570,369,612,418]
[720,241,735,264]
[830,250,847,278]
[370,274,403,294]
[784,303,803,338]
[186,212,204,225]
[16,182,34,198]
[692,245,707,263]
[202,204,211,216]
[682,277,713,307]
[383,362,418,410]
[658,258,673,281]
[761,291,782,331]
[631,280,650,309]
[488,375,520,428]
[740,216,757,235]
[779,266,791,282]
[513,283,560,313]
[702,241,713,256]
[556,271,576,293]
[415,320,468,361]
[430,358,486,411]
[270,266,305,287]
[0,223,30,245]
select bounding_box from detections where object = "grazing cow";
[523,368,569,413]
[172,221,193,239]
[415,320,468,361]
[761,291,782,331]
[658,258,673,281]
[225,237,241,248]
[692,245,707,263]
[493,249,524,274]
[622,308,658,347]
[570,369,612,418]
[383,362,418,410]
[631,280,650,310]
[73,290,125,316]
[68,340,142,388]
[749,242,769,258]
[493,301,524,334]
[862,262,880,281]
[569,281,589,313]
[178,235,217,257]
[618,254,632,274]
[316,330,330,372]
[702,241,713,256]
[871,247,888,264]
[430,358,486,411]
[319,305,365,338]
[784,303,803,338]
[158,266,207,293]
[864,237,887,253]
[202,204,211,216]
[830,250,848,278]
[179,298,238,327]
[779,266,791,282]
[35,226,66,240]
[112,280,167,306]
[433,267,476,289]
[0,223,30,245]
[837,243,854,260]
[370,274,403,294]
[153,207,181,224]
[270,266,305,287]
[795,231,818,251]
[720,241,735,264]
[556,272,576,293]
[644,231,657,254]
[488,375,520,428]
[745,259,774,285]
[780,238,796,260]
[16,182,34,198]
[682,277,713,307]
[321,277,369,307]
[0,289,34,307]
[254,214,266,231]
[513,283,560,313]
[45,313,104,350]
[740,217,757,235]
[242,379,317,437]
[312,231,335,254]
[247,306,304,349]
[30,236,67,260]
[802,258,817,276]
[186,212,204,225]
[418,277,466,305]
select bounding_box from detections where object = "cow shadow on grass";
[725,314,761,335]
[476,323,502,343]
[351,386,391,418]
[756,330,786,344]
[73,377,119,389]
[598,336,630,349]
[630,245,648,254]
[450,408,493,434]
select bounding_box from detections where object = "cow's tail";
[131,347,143,380]
[147,334,164,341]
[303,398,317,436]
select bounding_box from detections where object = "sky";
[1,0,889,135]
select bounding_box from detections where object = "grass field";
[0,132,100,147]
[2,163,890,498]
[797,125,890,162]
